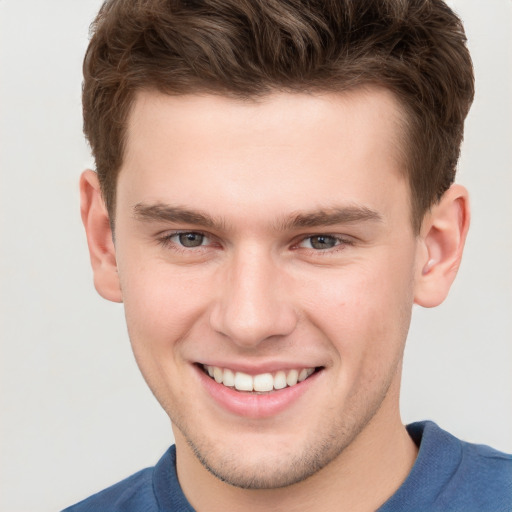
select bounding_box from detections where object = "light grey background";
[0,1,510,511]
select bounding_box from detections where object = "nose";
[209,247,298,348]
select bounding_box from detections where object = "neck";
[175,381,417,512]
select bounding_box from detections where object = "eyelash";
[158,231,212,252]
[295,234,354,252]
[157,231,354,254]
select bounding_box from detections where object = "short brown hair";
[83,0,474,231]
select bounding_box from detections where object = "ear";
[80,170,123,303]
[414,184,470,308]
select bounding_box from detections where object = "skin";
[81,87,470,511]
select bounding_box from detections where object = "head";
[83,0,474,233]
[80,0,473,499]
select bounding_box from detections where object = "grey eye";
[177,232,205,247]
[306,235,338,250]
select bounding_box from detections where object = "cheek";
[118,264,214,414]
[300,254,415,367]
[119,262,212,357]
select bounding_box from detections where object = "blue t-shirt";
[63,421,512,511]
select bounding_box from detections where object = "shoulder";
[414,421,512,510]
[410,421,512,474]
[448,433,512,507]
[61,466,156,512]
[61,446,180,512]
[380,421,512,512]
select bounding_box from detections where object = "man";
[64,0,512,510]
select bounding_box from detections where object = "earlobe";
[80,170,123,303]
[414,184,470,308]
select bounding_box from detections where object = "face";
[112,88,423,488]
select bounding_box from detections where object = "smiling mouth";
[201,364,321,393]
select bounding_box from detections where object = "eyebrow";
[278,206,383,230]
[133,203,225,229]
[132,203,382,231]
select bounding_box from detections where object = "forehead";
[119,88,410,227]
[125,87,406,160]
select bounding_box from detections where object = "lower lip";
[195,365,321,419]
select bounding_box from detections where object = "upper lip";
[196,360,324,375]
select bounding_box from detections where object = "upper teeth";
[204,365,315,392]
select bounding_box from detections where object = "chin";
[192,441,338,489]
[176,416,359,490]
